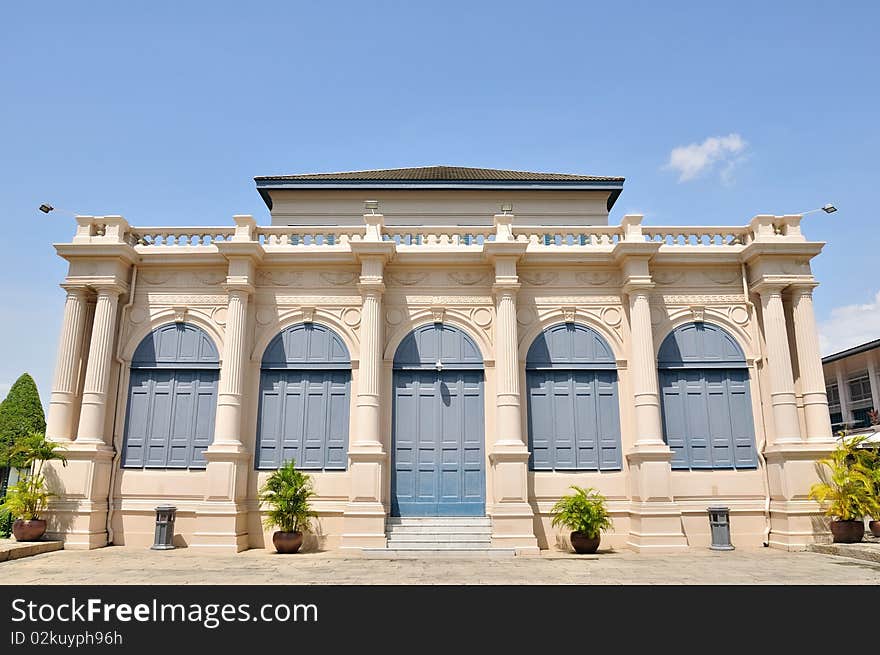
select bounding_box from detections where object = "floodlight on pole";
[798,203,837,216]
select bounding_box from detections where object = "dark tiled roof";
[822,338,880,364]
[254,165,624,183]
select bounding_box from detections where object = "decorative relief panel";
[260,295,363,306]
[318,271,359,286]
[257,271,303,287]
[141,293,228,305]
[471,307,493,328]
[385,307,405,326]
[516,307,537,327]
[387,271,429,286]
[728,306,750,325]
[653,270,685,285]
[211,307,227,326]
[654,294,746,304]
[518,271,558,286]
[342,307,362,327]
[575,270,620,286]
[701,269,741,285]
[447,271,490,286]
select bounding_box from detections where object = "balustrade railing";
[512,226,623,246]
[383,226,496,246]
[257,226,365,247]
[131,227,235,247]
[642,227,751,246]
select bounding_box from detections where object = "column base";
[197,448,250,552]
[767,500,831,551]
[626,502,690,552]
[341,502,387,550]
[44,442,115,549]
[489,503,540,555]
[191,503,250,553]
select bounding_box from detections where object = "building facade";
[43,166,836,554]
[823,339,880,433]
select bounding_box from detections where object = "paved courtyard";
[1,545,879,584]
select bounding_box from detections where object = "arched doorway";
[657,322,757,469]
[391,323,485,516]
[255,322,351,470]
[122,323,220,468]
[525,323,622,470]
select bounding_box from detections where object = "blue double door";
[391,369,485,516]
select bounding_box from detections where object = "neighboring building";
[822,339,880,433]
[43,166,837,554]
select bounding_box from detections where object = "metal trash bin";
[707,506,734,551]
[151,505,177,550]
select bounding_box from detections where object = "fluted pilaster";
[791,285,833,442]
[354,285,383,448]
[213,288,249,447]
[76,288,121,444]
[758,285,802,443]
[493,284,523,447]
[46,287,89,442]
[628,287,664,446]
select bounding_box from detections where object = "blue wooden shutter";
[190,371,218,467]
[705,370,733,468]
[727,370,758,467]
[595,371,622,470]
[145,371,173,467]
[660,370,689,469]
[683,370,712,468]
[527,372,553,470]
[167,371,194,468]
[324,372,350,469]
[573,372,598,470]
[552,372,576,469]
[302,373,327,468]
[122,370,151,467]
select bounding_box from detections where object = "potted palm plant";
[259,459,316,554]
[0,431,67,541]
[809,434,878,543]
[550,485,613,554]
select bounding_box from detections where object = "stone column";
[212,287,250,450]
[46,286,89,442]
[628,286,665,447]
[76,286,122,444]
[353,274,384,451]
[342,215,394,550]
[835,363,851,428]
[196,216,261,553]
[757,284,802,444]
[486,245,538,555]
[754,279,832,550]
[867,357,880,420]
[623,280,687,552]
[790,285,834,442]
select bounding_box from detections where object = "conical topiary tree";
[0,373,46,470]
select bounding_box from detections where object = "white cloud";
[818,289,880,356]
[665,133,748,182]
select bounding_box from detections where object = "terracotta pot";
[12,519,47,542]
[272,531,304,554]
[830,520,864,544]
[869,520,880,538]
[570,531,600,554]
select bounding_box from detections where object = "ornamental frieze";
[318,271,359,286]
[140,293,228,304]
[447,271,491,286]
[652,294,746,304]
[518,271,558,286]
[387,271,429,286]
[257,295,363,306]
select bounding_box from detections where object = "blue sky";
[2,1,878,406]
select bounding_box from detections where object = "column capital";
[492,281,521,297]
[91,282,127,297]
[357,280,385,296]
[788,280,819,296]
[622,278,655,295]
[59,283,90,297]
[223,280,254,296]
[750,279,788,297]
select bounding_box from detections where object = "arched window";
[122,323,220,468]
[658,322,757,470]
[255,323,351,470]
[526,323,622,471]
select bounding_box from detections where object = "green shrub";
[0,508,12,538]
[809,434,880,521]
[0,373,46,468]
[550,486,613,538]
[259,460,316,534]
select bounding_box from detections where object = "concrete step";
[386,526,492,535]
[387,532,492,543]
[363,548,516,559]
[383,540,494,550]
[386,517,491,527]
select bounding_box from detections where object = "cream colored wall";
[269,189,611,227]
[97,258,772,550]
